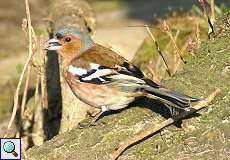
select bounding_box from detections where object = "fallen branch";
[110,88,221,160]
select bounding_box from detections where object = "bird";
[46,26,202,127]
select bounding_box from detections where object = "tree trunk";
[46,0,96,134]
[19,0,96,148]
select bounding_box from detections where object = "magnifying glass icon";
[3,141,18,157]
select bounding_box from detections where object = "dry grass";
[3,0,42,142]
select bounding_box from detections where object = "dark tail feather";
[144,86,202,110]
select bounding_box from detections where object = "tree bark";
[46,0,96,134]
[19,0,96,148]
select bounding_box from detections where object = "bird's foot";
[77,111,104,129]
[78,120,96,129]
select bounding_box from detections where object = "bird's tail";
[144,86,202,110]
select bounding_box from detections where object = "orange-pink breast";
[65,72,136,110]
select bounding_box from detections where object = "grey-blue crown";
[55,27,94,50]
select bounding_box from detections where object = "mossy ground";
[27,15,230,160]
[131,18,230,160]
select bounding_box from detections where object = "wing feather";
[68,44,159,87]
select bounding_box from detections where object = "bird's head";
[46,27,94,58]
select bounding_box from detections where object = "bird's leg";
[78,106,109,128]
[88,105,109,125]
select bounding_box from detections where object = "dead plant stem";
[4,0,34,137]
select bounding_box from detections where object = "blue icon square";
[0,138,21,160]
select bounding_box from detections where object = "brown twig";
[4,0,35,138]
[22,141,28,160]
[20,66,32,118]
[198,0,214,38]
[164,29,180,51]
[146,64,162,83]
[196,22,201,48]
[110,88,221,160]
[126,24,172,76]
[144,25,172,76]
[162,21,186,64]
[210,0,215,22]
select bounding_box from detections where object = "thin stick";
[168,32,186,63]
[164,29,180,51]
[4,0,34,137]
[198,0,214,38]
[126,24,171,76]
[161,21,186,64]
[110,88,221,160]
[22,141,28,160]
[20,66,32,118]
[35,72,40,104]
[210,0,215,22]
[196,22,201,48]
[144,25,171,76]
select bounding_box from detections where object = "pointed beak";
[46,38,62,51]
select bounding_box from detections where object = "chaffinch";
[46,27,201,126]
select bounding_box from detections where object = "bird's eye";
[65,36,71,42]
